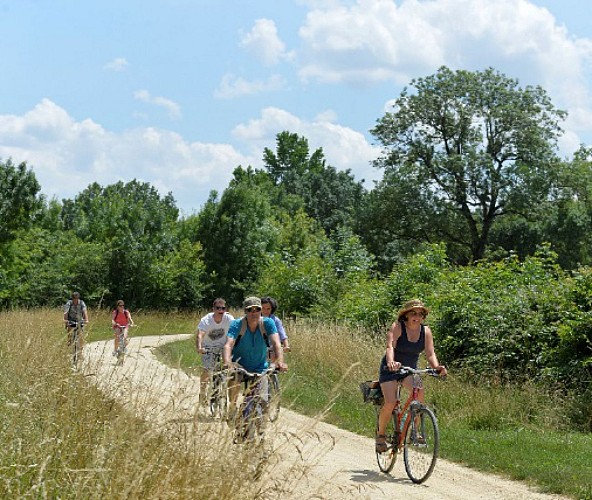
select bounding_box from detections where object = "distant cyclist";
[196,298,234,407]
[111,300,134,357]
[63,291,89,345]
[261,296,291,353]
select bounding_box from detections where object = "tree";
[194,166,278,304]
[263,131,366,235]
[371,66,566,263]
[59,180,182,307]
[0,159,43,243]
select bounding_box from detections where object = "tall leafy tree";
[194,166,277,304]
[370,66,566,263]
[263,131,366,235]
[59,180,183,307]
[0,159,43,243]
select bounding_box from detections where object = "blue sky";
[1,0,591,216]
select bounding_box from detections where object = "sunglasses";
[408,310,425,317]
[215,306,226,311]
[246,307,262,312]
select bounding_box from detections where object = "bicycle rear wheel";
[376,407,398,473]
[403,406,439,484]
[267,372,281,422]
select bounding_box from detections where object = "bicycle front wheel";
[267,372,281,422]
[72,330,82,368]
[209,372,228,419]
[376,407,397,473]
[403,406,439,484]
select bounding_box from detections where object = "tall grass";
[0,309,334,499]
[161,315,592,499]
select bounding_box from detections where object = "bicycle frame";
[392,372,425,449]
[203,348,227,417]
[232,365,277,444]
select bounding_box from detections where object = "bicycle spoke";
[403,406,439,484]
[376,407,398,473]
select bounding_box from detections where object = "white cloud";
[240,18,294,66]
[214,73,287,99]
[0,100,254,215]
[232,106,381,186]
[134,89,182,120]
[103,57,129,72]
[297,0,592,153]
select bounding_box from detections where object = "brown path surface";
[82,335,568,499]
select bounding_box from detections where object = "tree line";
[1,67,591,419]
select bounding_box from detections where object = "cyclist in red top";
[111,300,134,356]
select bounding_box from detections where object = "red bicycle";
[373,367,443,483]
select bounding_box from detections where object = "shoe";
[112,351,117,357]
[415,434,426,445]
[375,434,388,453]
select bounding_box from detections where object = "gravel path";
[82,335,568,499]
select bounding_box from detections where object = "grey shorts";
[202,349,223,371]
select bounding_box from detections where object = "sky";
[1,0,591,216]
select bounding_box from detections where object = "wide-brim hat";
[397,299,429,321]
[243,296,262,309]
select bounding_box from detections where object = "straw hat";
[397,299,429,322]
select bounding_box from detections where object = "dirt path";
[82,335,567,499]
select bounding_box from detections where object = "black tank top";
[394,321,425,369]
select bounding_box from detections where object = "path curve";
[82,335,567,499]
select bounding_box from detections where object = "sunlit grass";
[0,309,328,498]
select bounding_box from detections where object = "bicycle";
[231,364,278,444]
[67,320,85,369]
[203,347,228,418]
[373,366,443,484]
[266,347,282,422]
[113,323,129,366]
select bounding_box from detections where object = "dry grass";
[0,309,333,499]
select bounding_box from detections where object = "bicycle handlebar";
[231,364,279,378]
[397,366,445,378]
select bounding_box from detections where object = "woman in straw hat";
[375,299,447,453]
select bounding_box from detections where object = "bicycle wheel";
[116,330,125,366]
[267,372,281,422]
[403,405,439,484]
[376,407,398,473]
[234,396,257,444]
[72,328,82,368]
[209,372,228,418]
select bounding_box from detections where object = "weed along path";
[83,335,567,500]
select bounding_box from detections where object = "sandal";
[375,434,388,453]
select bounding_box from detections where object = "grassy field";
[1,309,590,499]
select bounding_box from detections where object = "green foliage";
[193,166,278,305]
[0,158,43,243]
[264,131,366,235]
[370,66,566,263]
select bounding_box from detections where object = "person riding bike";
[222,296,288,422]
[111,300,134,357]
[196,298,234,407]
[261,296,291,355]
[376,299,447,453]
[63,291,89,346]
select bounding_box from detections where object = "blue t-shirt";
[227,316,277,373]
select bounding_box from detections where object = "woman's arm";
[385,322,402,371]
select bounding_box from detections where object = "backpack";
[233,316,269,349]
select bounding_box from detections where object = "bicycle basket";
[359,380,383,405]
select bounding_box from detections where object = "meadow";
[1,309,590,499]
